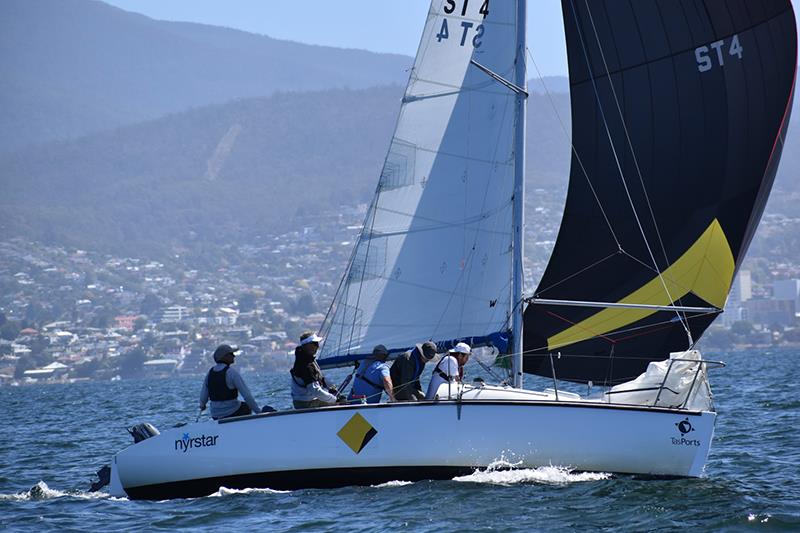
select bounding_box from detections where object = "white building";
[722,270,752,326]
[161,306,190,323]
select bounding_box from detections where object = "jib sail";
[318,0,524,367]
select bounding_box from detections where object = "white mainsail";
[320,0,522,362]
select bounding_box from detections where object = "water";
[2,350,798,532]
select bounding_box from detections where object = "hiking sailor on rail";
[426,342,471,400]
[347,344,396,404]
[199,344,261,419]
[290,332,339,409]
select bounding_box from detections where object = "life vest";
[433,357,455,382]
[355,361,384,392]
[208,366,238,401]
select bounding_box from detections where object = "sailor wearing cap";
[290,332,339,409]
[199,344,261,419]
[425,342,471,400]
[389,341,437,401]
[348,344,396,404]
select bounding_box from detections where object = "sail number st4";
[437,0,490,47]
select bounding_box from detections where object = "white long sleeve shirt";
[199,364,260,418]
[290,375,337,404]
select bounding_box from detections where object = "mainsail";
[318,0,524,366]
[524,0,797,384]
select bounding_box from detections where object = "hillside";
[0,0,412,153]
[0,85,575,256]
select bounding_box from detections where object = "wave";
[208,486,291,497]
[453,463,611,485]
[0,481,121,501]
[370,480,414,488]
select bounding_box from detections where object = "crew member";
[390,341,437,401]
[348,344,396,404]
[199,344,261,419]
[426,342,471,400]
[290,332,338,409]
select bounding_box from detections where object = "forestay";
[319,0,522,366]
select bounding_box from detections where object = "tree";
[75,358,102,379]
[238,292,257,313]
[14,357,35,379]
[133,316,147,332]
[730,321,754,337]
[293,293,316,315]
[140,293,162,316]
[0,321,21,341]
[119,348,147,378]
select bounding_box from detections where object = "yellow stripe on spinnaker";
[547,219,734,351]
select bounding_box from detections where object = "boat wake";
[0,481,121,501]
[453,462,610,485]
[209,486,291,497]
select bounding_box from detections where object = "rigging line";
[520,309,720,355]
[545,310,617,345]
[319,196,374,356]
[581,0,672,281]
[344,199,380,355]
[581,0,695,344]
[568,0,692,342]
[525,46,622,249]
[533,250,622,297]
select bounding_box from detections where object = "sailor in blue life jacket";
[347,344,396,404]
[426,342,471,400]
[290,332,340,409]
[199,344,261,420]
[389,341,437,401]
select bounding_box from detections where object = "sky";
[101,0,569,76]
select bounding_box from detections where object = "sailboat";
[105,0,796,500]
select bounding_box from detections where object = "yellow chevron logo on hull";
[547,219,734,351]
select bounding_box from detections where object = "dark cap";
[372,344,389,358]
[213,344,239,363]
[416,341,437,360]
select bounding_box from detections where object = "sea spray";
[453,465,611,485]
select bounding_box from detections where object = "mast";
[511,0,527,389]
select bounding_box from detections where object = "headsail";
[523,0,797,384]
[318,0,524,367]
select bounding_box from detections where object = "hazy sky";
[101,0,569,76]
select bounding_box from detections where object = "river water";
[2,349,798,532]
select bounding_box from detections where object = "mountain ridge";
[0,0,413,153]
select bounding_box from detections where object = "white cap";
[449,342,471,355]
[300,333,323,346]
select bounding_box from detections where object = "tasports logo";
[671,417,700,447]
[676,417,694,436]
[174,432,219,453]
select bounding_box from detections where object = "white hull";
[110,390,716,499]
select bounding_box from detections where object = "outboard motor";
[127,422,160,443]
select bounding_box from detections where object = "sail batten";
[523,0,797,385]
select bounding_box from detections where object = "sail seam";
[569,6,793,86]
[525,47,622,250]
[575,0,691,342]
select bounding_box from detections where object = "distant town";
[2,189,800,387]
